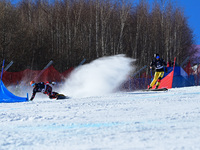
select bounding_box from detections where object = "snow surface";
[1,87,200,150]
[1,55,200,150]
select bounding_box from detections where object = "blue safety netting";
[0,80,28,103]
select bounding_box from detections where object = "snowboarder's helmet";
[30,81,35,87]
[154,53,159,59]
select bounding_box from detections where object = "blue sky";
[176,0,200,45]
[133,0,200,45]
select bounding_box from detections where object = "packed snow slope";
[1,86,200,150]
[1,55,200,150]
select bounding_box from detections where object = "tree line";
[0,0,196,72]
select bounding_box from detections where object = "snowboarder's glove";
[150,67,155,71]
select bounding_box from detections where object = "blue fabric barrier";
[0,80,28,103]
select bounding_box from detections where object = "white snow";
[1,87,200,150]
[1,55,200,150]
[60,54,135,98]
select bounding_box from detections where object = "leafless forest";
[0,0,196,72]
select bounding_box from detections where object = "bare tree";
[0,0,196,73]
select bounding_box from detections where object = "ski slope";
[1,55,200,149]
[1,86,200,150]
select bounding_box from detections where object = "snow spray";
[60,54,135,98]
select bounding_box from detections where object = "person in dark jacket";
[149,54,167,89]
[30,81,58,101]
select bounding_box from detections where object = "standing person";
[30,81,58,100]
[148,54,167,89]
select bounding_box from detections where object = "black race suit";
[30,82,58,100]
[150,58,167,72]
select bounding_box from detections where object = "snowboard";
[144,88,168,91]
[56,94,70,100]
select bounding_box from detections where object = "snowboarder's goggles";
[31,83,35,87]
[156,56,160,59]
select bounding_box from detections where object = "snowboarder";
[148,54,167,89]
[29,81,58,101]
